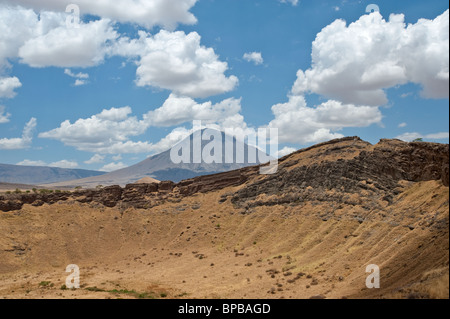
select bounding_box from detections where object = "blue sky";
[0,0,449,172]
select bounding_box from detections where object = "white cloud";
[101,162,128,172]
[17,159,47,167]
[112,155,122,161]
[74,79,87,86]
[4,0,198,30]
[292,10,450,106]
[49,160,79,169]
[17,159,83,169]
[84,154,105,165]
[243,52,264,65]
[269,95,382,144]
[64,69,89,79]
[0,5,37,67]
[1,6,236,99]
[39,106,152,154]
[0,5,119,69]
[0,105,11,123]
[398,122,408,128]
[144,94,243,127]
[97,106,132,121]
[0,117,37,150]
[19,18,118,68]
[396,132,450,142]
[65,68,89,86]
[279,0,299,6]
[148,127,192,155]
[126,30,238,98]
[0,77,22,98]
[277,147,297,158]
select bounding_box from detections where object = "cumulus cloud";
[243,52,264,65]
[1,6,237,99]
[39,106,152,154]
[17,159,47,167]
[0,105,11,123]
[0,5,119,69]
[0,117,37,150]
[0,5,37,67]
[279,0,299,6]
[3,0,198,30]
[65,69,89,86]
[148,127,192,155]
[16,159,80,168]
[292,10,449,106]
[84,154,105,165]
[119,30,238,98]
[277,147,297,158]
[144,94,243,127]
[101,162,128,172]
[0,77,22,98]
[49,160,79,169]
[19,18,118,68]
[269,96,382,144]
[38,90,252,156]
[396,132,449,142]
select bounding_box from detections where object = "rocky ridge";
[0,137,448,213]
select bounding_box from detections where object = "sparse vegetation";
[83,287,161,299]
[39,281,53,288]
[39,189,53,194]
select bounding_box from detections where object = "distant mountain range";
[45,130,272,188]
[0,164,106,185]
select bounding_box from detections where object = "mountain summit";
[46,129,272,188]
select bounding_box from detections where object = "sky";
[0,0,449,172]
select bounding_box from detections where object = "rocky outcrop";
[0,138,448,213]
[230,139,449,209]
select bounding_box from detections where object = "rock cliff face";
[0,137,448,213]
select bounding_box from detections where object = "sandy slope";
[0,138,448,299]
[0,179,447,299]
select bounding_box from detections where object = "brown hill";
[136,177,161,184]
[0,137,448,299]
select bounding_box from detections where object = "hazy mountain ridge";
[0,164,106,185]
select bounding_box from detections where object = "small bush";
[39,281,52,287]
